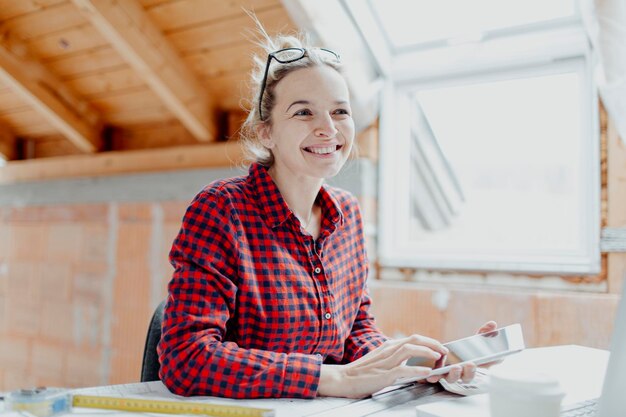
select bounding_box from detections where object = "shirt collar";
[248,163,344,229]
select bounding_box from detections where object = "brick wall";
[0,201,186,390]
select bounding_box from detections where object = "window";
[344,1,601,274]
[369,0,577,51]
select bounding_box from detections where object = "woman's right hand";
[318,334,459,398]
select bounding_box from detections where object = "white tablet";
[393,323,525,386]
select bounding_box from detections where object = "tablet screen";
[406,323,525,369]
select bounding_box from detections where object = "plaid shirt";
[157,163,387,399]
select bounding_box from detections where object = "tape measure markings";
[72,394,275,417]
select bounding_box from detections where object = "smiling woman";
[156,27,490,400]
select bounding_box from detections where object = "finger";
[388,365,432,386]
[349,339,403,366]
[355,337,443,368]
[480,358,504,369]
[461,362,477,383]
[382,343,443,369]
[402,334,448,355]
[426,374,443,383]
[477,321,498,334]
[444,365,462,383]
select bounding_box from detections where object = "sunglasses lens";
[274,48,305,62]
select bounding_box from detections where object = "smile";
[303,145,343,155]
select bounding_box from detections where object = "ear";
[256,122,275,149]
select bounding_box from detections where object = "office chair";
[140,299,166,382]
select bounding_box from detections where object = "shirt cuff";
[280,352,323,398]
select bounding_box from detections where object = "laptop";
[416,277,626,417]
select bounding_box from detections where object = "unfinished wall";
[0,201,183,389]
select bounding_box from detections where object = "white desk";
[1,345,609,417]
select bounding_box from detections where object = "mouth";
[303,145,343,155]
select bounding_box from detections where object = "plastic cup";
[489,365,565,417]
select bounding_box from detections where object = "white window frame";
[378,27,601,275]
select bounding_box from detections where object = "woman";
[157,32,494,399]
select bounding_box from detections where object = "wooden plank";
[147,0,280,32]
[1,108,56,136]
[0,89,30,113]
[73,0,216,142]
[184,42,257,78]
[606,116,626,295]
[32,134,83,158]
[90,88,162,113]
[27,24,110,61]
[64,66,146,97]
[0,123,17,160]
[166,6,292,53]
[2,2,86,40]
[204,70,250,110]
[0,37,102,151]
[138,0,171,8]
[106,105,172,126]
[0,142,245,183]
[0,0,65,21]
[112,119,198,150]
[45,46,125,78]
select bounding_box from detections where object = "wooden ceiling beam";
[0,124,17,161]
[0,38,102,153]
[0,142,243,184]
[73,0,216,142]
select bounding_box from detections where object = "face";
[259,65,355,182]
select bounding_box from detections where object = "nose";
[314,113,338,138]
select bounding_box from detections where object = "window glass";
[411,71,582,253]
[370,0,577,50]
[379,59,600,273]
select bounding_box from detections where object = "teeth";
[307,146,337,155]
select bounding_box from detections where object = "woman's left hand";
[424,320,498,384]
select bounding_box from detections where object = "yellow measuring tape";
[5,388,274,417]
[72,394,275,417]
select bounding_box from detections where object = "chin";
[317,165,344,180]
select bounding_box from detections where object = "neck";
[267,164,323,224]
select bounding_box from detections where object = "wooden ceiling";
[0,0,295,166]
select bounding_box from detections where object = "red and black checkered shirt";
[157,163,387,399]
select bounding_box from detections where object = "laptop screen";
[597,278,626,417]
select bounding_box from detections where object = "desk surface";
[1,345,609,417]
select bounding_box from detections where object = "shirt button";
[324,312,332,320]
[314,267,321,274]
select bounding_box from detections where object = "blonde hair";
[239,27,344,167]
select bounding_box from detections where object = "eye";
[293,108,313,117]
[333,108,351,116]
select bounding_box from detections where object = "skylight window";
[361,0,601,274]
[369,0,578,51]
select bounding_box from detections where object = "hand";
[424,321,498,385]
[476,321,503,369]
[477,321,498,335]
[318,334,455,398]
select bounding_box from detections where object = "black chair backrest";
[141,299,167,382]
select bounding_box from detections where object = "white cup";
[489,365,565,417]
